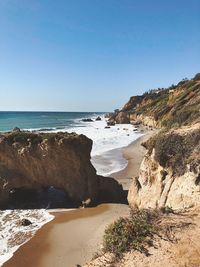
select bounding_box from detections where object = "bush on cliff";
[143,128,200,176]
[103,209,156,255]
[2,131,78,146]
[110,73,200,128]
[5,132,43,145]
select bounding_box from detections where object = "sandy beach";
[112,129,156,189]
[3,129,155,267]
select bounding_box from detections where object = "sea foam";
[0,210,54,266]
[64,117,143,175]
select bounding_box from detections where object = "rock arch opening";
[6,186,75,209]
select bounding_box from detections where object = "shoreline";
[3,127,156,267]
[111,128,157,189]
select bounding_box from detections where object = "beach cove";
[3,129,153,267]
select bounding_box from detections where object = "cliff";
[84,74,200,267]
[0,131,124,208]
[108,73,200,128]
[108,73,200,210]
[128,123,200,210]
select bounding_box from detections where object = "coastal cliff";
[128,123,200,210]
[108,73,200,128]
[85,74,200,267]
[108,73,200,210]
[0,131,124,208]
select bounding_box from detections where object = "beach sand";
[112,129,156,189]
[3,129,155,267]
[3,204,129,267]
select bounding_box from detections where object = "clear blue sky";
[0,0,200,111]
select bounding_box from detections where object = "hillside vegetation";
[109,73,200,128]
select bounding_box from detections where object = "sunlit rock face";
[128,124,200,210]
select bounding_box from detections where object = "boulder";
[12,127,21,132]
[115,112,130,124]
[95,116,102,121]
[82,118,93,122]
[21,219,32,226]
[107,119,115,126]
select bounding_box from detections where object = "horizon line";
[0,110,109,113]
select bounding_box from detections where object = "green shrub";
[103,209,156,255]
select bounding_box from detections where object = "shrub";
[154,129,200,176]
[103,209,156,255]
[143,128,200,176]
[6,132,42,145]
[160,206,174,214]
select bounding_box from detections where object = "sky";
[0,0,200,112]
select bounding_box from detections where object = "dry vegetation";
[86,208,196,267]
[143,127,200,176]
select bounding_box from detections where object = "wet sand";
[112,129,156,189]
[3,204,129,267]
[3,128,156,267]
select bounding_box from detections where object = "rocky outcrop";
[115,111,130,124]
[128,123,200,210]
[129,114,157,127]
[95,116,102,121]
[82,118,94,122]
[108,74,200,128]
[0,131,124,208]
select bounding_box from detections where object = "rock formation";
[108,73,200,209]
[108,73,200,128]
[128,123,200,210]
[95,116,102,121]
[82,118,94,122]
[0,131,124,208]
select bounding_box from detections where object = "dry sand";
[112,129,156,189]
[3,129,155,267]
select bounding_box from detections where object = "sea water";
[0,111,142,175]
[0,111,142,265]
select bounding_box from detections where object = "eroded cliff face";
[0,131,124,208]
[108,73,200,128]
[128,123,200,210]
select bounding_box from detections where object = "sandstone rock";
[115,111,130,124]
[0,132,124,208]
[128,124,200,210]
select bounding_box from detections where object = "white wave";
[47,117,141,154]
[0,209,54,266]
[45,116,143,175]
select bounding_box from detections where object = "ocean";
[0,111,143,175]
[0,111,104,132]
[0,111,143,266]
